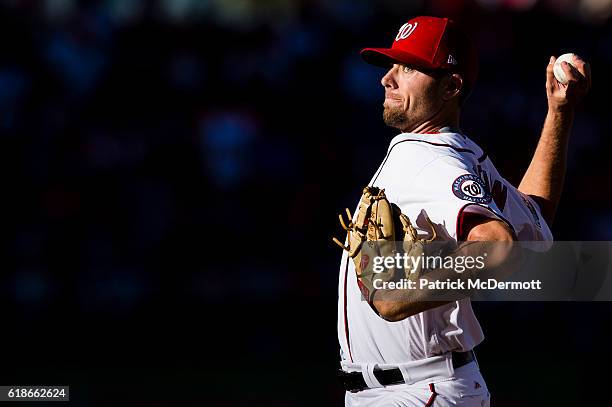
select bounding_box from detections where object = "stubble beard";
[382,105,409,130]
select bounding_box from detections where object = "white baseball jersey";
[338,129,552,365]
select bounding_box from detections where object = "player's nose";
[381,65,398,89]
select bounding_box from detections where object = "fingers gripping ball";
[553,53,578,85]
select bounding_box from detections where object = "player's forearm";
[374,240,521,321]
[518,107,575,225]
[373,266,469,321]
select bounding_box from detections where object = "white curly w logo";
[395,22,418,41]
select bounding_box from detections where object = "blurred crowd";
[2,0,611,405]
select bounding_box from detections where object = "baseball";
[553,53,578,84]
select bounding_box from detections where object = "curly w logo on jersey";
[452,174,492,204]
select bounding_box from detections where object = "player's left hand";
[546,55,591,111]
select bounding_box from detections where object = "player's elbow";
[373,300,417,322]
[373,300,398,321]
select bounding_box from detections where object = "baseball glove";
[333,187,439,303]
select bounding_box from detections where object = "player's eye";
[401,65,413,73]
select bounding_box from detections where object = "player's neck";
[403,110,460,135]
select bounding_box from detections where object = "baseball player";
[335,16,590,406]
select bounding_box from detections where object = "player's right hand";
[546,55,591,111]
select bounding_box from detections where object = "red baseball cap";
[361,16,478,93]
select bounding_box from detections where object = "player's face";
[381,63,448,131]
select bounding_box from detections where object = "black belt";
[338,350,476,393]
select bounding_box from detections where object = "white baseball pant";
[344,361,490,407]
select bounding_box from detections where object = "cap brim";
[360,47,435,70]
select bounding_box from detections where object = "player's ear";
[442,73,463,102]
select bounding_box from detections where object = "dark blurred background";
[1,0,611,405]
